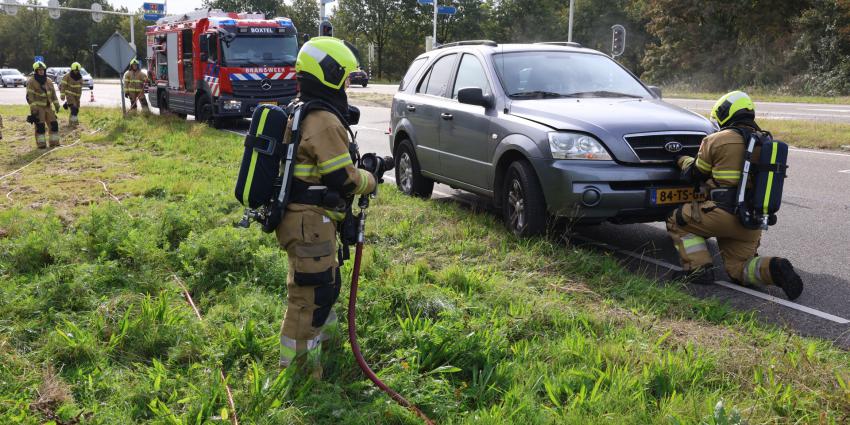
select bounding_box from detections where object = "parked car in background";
[0,68,26,87]
[45,67,94,90]
[389,40,715,236]
[349,68,369,87]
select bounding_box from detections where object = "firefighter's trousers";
[31,106,60,148]
[275,208,341,371]
[666,200,776,286]
[65,96,81,126]
[128,92,148,110]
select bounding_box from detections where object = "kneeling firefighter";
[25,61,61,148]
[276,37,379,377]
[667,91,803,300]
[60,62,84,127]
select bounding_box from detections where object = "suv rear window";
[400,57,427,90]
[417,53,457,97]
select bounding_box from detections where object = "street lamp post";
[91,44,98,78]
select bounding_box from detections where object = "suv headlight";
[548,132,612,160]
[223,100,242,111]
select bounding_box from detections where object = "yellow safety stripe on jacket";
[711,169,742,181]
[27,88,50,107]
[695,158,712,173]
[318,152,353,175]
[355,169,371,194]
[323,209,346,221]
[294,164,320,178]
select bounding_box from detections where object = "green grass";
[2,105,850,424]
[767,119,850,150]
[663,87,850,105]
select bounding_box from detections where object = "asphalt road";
[3,84,850,347]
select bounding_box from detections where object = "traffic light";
[611,24,626,58]
[319,21,333,37]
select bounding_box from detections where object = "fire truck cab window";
[221,35,298,67]
[208,35,219,62]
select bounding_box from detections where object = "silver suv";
[389,41,715,236]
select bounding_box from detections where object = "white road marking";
[352,125,386,133]
[573,235,850,324]
[809,108,850,113]
[789,147,850,158]
[839,170,850,174]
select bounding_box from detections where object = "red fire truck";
[145,10,299,127]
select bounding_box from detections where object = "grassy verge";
[664,89,850,105]
[348,91,394,108]
[2,105,850,424]
[767,119,850,150]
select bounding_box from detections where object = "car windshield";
[80,69,90,76]
[1,70,22,76]
[494,51,651,99]
[222,35,298,67]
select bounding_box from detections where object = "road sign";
[417,0,433,4]
[143,2,165,13]
[143,13,163,21]
[97,32,136,74]
[438,6,457,15]
[3,0,18,16]
[91,3,103,23]
[48,0,60,19]
[611,24,626,58]
[34,56,44,63]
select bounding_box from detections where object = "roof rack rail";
[535,41,583,48]
[435,40,498,49]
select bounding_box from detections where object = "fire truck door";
[182,30,194,91]
[166,33,179,90]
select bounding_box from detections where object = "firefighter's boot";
[48,121,60,147]
[770,258,803,300]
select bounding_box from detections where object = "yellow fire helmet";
[129,58,139,67]
[33,61,46,71]
[296,36,358,90]
[70,62,82,71]
[710,91,756,127]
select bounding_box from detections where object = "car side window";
[401,57,427,90]
[452,54,491,99]
[416,53,456,97]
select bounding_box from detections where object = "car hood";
[508,97,713,135]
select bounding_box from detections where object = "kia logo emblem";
[261,79,272,91]
[664,141,683,153]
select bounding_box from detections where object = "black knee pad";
[71,106,79,116]
[35,122,46,134]
[49,121,59,132]
[311,270,341,327]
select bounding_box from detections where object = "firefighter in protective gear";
[123,58,149,111]
[26,61,61,148]
[60,62,84,127]
[276,37,377,377]
[666,91,803,300]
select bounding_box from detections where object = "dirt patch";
[29,365,89,425]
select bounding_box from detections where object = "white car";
[46,67,95,90]
[0,69,26,87]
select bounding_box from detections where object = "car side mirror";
[457,87,492,108]
[648,85,662,99]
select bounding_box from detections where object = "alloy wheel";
[507,177,526,232]
[399,152,414,194]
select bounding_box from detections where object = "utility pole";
[568,0,575,43]
[433,0,438,44]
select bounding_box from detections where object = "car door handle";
[406,105,416,112]
[441,113,453,120]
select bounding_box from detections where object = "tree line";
[4,0,848,95]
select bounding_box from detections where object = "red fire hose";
[347,211,435,425]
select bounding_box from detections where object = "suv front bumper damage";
[531,159,687,224]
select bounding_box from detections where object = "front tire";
[362,82,368,87]
[502,161,547,237]
[394,139,433,198]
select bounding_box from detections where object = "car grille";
[231,79,297,99]
[623,132,705,162]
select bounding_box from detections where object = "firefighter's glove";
[359,153,394,184]
[26,114,37,124]
[62,102,69,110]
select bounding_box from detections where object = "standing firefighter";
[667,91,803,300]
[60,62,84,127]
[123,59,149,111]
[276,37,377,378]
[25,61,61,148]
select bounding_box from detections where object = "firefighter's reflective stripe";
[318,152,353,175]
[27,89,50,106]
[294,164,320,178]
[744,257,765,285]
[696,158,712,173]
[682,234,708,255]
[355,169,371,194]
[763,143,779,214]
[279,335,321,367]
[61,75,83,97]
[323,209,345,221]
[241,108,271,205]
[711,169,742,181]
